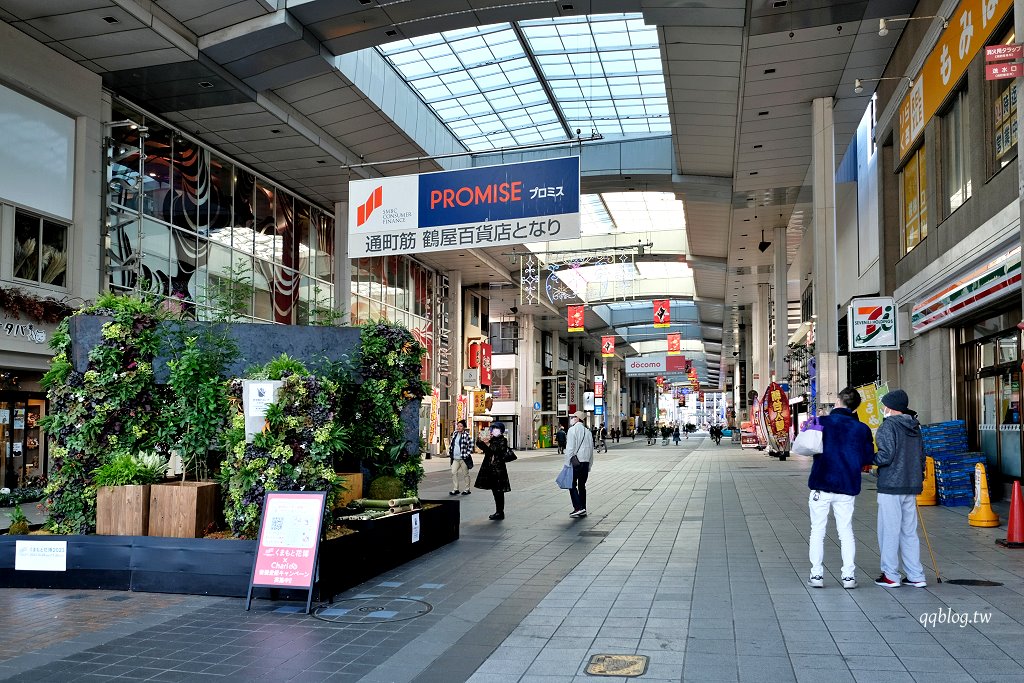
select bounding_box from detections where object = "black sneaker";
[461,490,471,495]
[874,574,900,588]
[448,490,459,496]
[488,512,505,520]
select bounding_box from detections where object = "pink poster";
[251,491,327,590]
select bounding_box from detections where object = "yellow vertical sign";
[898,0,1013,160]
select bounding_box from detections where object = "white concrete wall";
[895,327,955,424]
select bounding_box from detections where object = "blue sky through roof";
[378,13,668,150]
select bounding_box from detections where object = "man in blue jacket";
[806,387,876,589]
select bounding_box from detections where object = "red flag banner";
[567,305,585,332]
[761,382,792,452]
[667,333,681,355]
[653,299,670,328]
[601,335,615,357]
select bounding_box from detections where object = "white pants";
[808,490,856,578]
[451,458,469,492]
[877,493,925,583]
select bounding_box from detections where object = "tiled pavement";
[2,438,1024,682]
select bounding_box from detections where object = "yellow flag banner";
[855,382,888,448]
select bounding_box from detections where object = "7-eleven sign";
[601,335,615,357]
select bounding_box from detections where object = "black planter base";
[0,500,459,600]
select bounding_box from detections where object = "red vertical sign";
[653,299,670,328]
[567,305,585,332]
[761,382,792,452]
[601,335,615,357]
[667,333,681,355]
[479,342,492,386]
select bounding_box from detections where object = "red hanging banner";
[479,342,492,386]
[601,335,615,357]
[667,333,681,355]
[653,299,670,328]
[567,305,585,332]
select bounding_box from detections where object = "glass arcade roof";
[378,13,669,150]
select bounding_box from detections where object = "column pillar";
[752,283,770,392]
[812,96,840,408]
[333,202,351,324]
[773,225,788,383]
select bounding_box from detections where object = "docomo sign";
[625,354,691,376]
[348,156,580,258]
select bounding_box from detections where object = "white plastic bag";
[791,428,823,456]
[555,465,573,489]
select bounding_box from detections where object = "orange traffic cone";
[969,463,1000,528]
[917,456,937,506]
[996,480,1024,548]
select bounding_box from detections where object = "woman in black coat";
[474,421,512,520]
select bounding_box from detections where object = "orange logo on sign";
[357,186,383,226]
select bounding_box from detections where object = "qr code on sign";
[270,517,283,532]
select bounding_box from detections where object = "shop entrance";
[0,392,48,489]
[960,325,1021,494]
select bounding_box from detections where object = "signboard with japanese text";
[456,395,468,423]
[898,0,1012,160]
[15,540,67,572]
[428,387,440,446]
[667,333,681,355]
[855,382,888,444]
[479,342,492,386]
[594,375,604,399]
[987,62,1022,80]
[246,491,327,614]
[653,299,671,328]
[348,157,581,257]
[601,335,615,357]
[472,390,488,415]
[567,305,585,332]
[848,297,899,351]
[986,42,1022,61]
[761,382,792,453]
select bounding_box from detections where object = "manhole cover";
[944,579,1004,586]
[313,597,432,623]
[585,654,648,677]
[580,530,608,537]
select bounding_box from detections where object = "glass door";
[998,371,1021,478]
[979,375,999,476]
[0,394,47,488]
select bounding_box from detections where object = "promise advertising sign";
[348,157,580,257]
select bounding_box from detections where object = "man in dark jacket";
[873,389,927,588]
[806,386,875,589]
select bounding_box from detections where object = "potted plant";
[7,505,29,535]
[94,453,167,536]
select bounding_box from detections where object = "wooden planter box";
[148,481,219,538]
[334,473,363,508]
[96,485,151,536]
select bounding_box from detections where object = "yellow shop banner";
[899,0,1012,160]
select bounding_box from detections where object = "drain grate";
[585,654,649,677]
[580,530,609,537]
[313,597,432,624]
[632,488,653,492]
[944,579,1004,587]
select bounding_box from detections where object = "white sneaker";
[569,509,583,518]
[807,575,824,588]
[842,576,857,589]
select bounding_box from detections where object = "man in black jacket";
[873,389,927,588]
[805,387,876,589]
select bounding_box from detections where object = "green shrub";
[8,505,29,535]
[368,476,404,501]
[92,453,166,487]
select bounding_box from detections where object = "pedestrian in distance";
[564,410,595,518]
[474,421,513,520]
[873,389,928,589]
[673,425,681,445]
[555,424,567,455]
[802,387,876,589]
[447,419,473,496]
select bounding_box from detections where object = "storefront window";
[104,101,334,323]
[900,146,927,254]
[12,209,68,287]
[492,368,517,400]
[992,29,1018,171]
[942,87,971,215]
